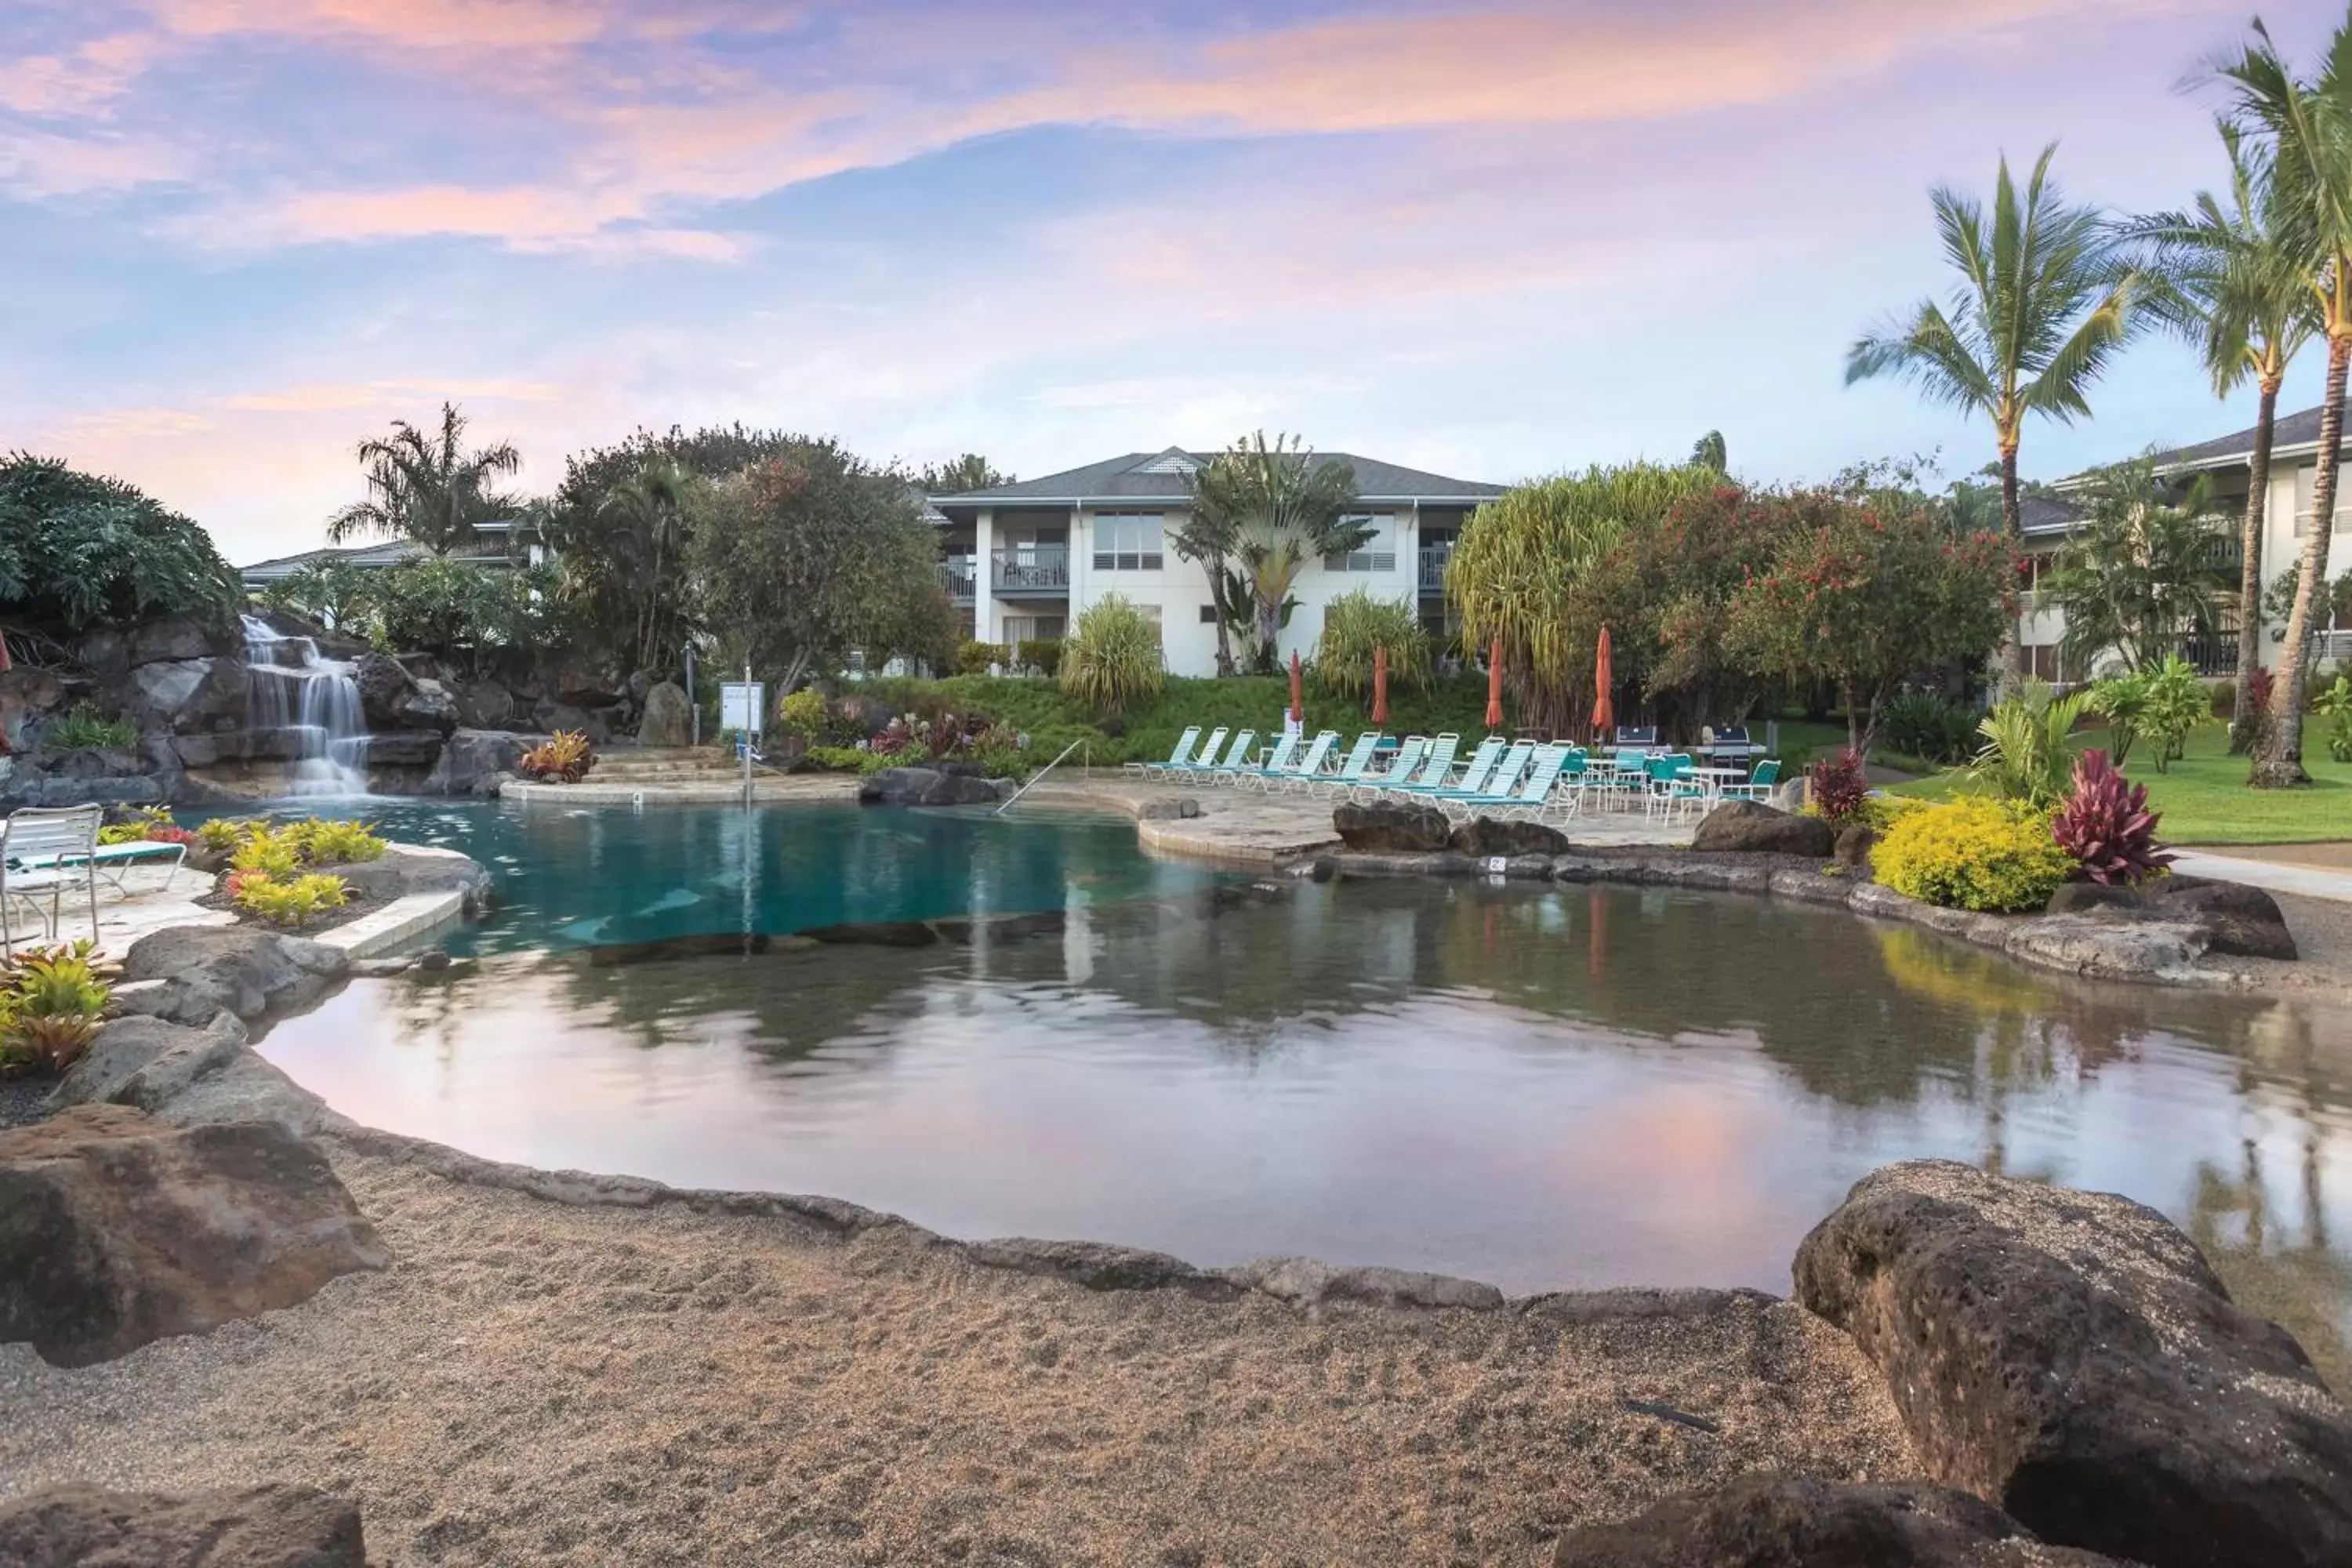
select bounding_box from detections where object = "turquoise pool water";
[252,808,2352,1386]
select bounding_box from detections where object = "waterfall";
[239,614,369,797]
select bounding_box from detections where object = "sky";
[4,0,2347,567]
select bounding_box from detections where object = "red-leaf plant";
[2051,749,2176,885]
[1807,749,1870,829]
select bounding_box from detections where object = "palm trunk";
[1996,437,2025,687]
[1210,556,1236,677]
[2252,334,2346,789]
[2229,376,2281,755]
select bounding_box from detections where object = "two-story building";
[927,447,1506,677]
[2013,401,2352,686]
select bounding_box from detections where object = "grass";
[1887,724,2352,845]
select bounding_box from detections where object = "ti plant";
[2050,749,2175,885]
[519,729,596,783]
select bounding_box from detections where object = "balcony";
[993,545,1069,597]
[940,555,976,603]
[1417,546,1451,593]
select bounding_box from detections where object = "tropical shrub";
[2051,750,2174,885]
[1315,590,1432,701]
[2314,675,2352,764]
[1878,690,1980,766]
[369,556,564,670]
[2133,655,2212,771]
[957,641,1008,675]
[0,454,241,632]
[804,744,895,775]
[233,872,351,927]
[2089,668,2152,765]
[1059,593,1163,717]
[289,818,387,866]
[1805,750,1871,828]
[1968,681,2092,808]
[46,706,139,750]
[1015,637,1064,680]
[0,939,113,1074]
[197,817,264,854]
[1871,797,2074,913]
[99,807,194,847]
[775,688,831,736]
[519,730,596,783]
[227,829,303,878]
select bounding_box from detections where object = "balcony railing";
[940,556,977,602]
[1417,546,1451,593]
[2168,630,2240,678]
[993,545,1069,594]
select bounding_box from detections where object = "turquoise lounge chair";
[1180,728,1254,780]
[1347,736,1429,802]
[1374,735,1459,802]
[1475,745,1579,821]
[1303,731,1384,796]
[1261,730,1340,792]
[1432,739,1537,805]
[1215,730,1297,787]
[1385,735,1497,802]
[1131,725,1207,776]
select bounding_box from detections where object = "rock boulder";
[118,926,349,1026]
[1552,1473,2132,1567]
[0,1482,366,1566]
[1332,800,1452,854]
[1690,800,1835,858]
[0,1105,386,1367]
[1794,1160,2352,1568]
[1449,815,1571,858]
[2146,877,2298,961]
[638,680,693,748]
[857,767,1009,807]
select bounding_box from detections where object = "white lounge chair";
[0,805,101,951]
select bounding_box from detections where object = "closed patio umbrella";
[1483,635,1503,730]
[1591,626,1615,742]
[1288,650,1303,727]
[1370,644,1388,726]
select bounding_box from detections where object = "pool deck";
[15,853,472,962]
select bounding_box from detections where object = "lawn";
[1886,724,2352,845]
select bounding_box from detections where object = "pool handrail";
[995,735,1089,815]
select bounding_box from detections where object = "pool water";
[255,805,2352,1386]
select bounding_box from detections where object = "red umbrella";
[1483,634,1504,730]
[1591,626,1615,741]
[1370,644,1388,726]
[1288,649,1304,726]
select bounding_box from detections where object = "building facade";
[927,448,1504,677]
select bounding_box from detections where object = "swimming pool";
[255,804,2352,1385]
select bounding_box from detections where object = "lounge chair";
[0,804,101,951]
[1449,743,1573,820]
[1347,736,1429,801]
[1373,735,1459,801]
[1214,731,1297,787]
[1178,728,1253,781]
[1498,746,1589,822]
[1428,739,1537,805]
[1262,730,1340,793]
[1131,725,1206,776]
[1304,732,1383,796]
[1388,735,1504,801]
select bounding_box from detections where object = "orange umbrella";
[1591,625,1615,741]
[1370,644,1388,725]
[1483,634,1504,730]
[1288,649,1304,725]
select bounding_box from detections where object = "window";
[1092,514,1163,571]
[1002,615,1066,644]
[1324,514,1398,572]
[1200,604,1218,623]
[2292,465,2352,535]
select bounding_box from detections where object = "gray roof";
[930,446,1506,510]
[2156,401,2352,471]
[2019,493,2087,536]
[239,539,509,583]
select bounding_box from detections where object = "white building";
[2016,401,2352,684]
[927,447,1506,677]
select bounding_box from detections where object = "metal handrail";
[995,737,1087,815]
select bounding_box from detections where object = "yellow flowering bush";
[1869,796,2072,913]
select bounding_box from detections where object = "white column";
[975,507,996,642]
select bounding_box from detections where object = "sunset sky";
[4,0,2340,565]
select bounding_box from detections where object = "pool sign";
[720,681,765,734]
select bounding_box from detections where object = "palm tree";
[2126,123,2319,753]
[1690,430,1727,471]
[1847,145,2140,541]
[1185,433,1363,674]
[594,459,697,671]
[2212,17,2352,788]
[327,402,522,555]
[2044,461,2232,674]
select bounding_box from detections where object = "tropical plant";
[2313,673,2352,762]
[256,558,379,633]
[1878,689,1982,765]
[956,641,1009,675]
[1690,430,1728,471]
[368,556,561,671]
[1016,637,1065,679]
[1871,797,2074,913]
[1726,492,2013,757]
[196,817,264,855]
[2042,459,2233,674]
[2212,17,2352,786]
[0,938,114,1073]
[518,730,596,783]
[228,829,303,878]
[2125,121,2320,753]
[528,457,700,673]
[1805,749,1871,829]
[775,688,832,736]
[1446,462,1718,735]
[2051,749,2176,885]
[1846,144,2142,543]
[289,818,387,866]
[44,706,139,750]
[1314,591,1431,701]
[2088,667,2154,765]
[916,455,1012,493]
[233,872,351,928]
[1968,680,2093,808]
[684,441,957,694]
[1182,433,1363,676]
[1059,593,1164,717]
[0,454,241,632]
[2136,654,2215,771]
[326,403,522,554]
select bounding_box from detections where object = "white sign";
[720,681,765,733]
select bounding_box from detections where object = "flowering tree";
[1728,495,2013,757]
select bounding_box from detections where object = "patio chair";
[1347,736,1429,802]
[1263,730,1341,793]
[1305,732,1384,796]
[1131,725,1205,776]
[1185,728,1255,781]
[1374,735,1460,802]
[1158,726,1229,779]
[1454,743,1574,821]
[1214,730,1297,787]
[1508,747,1591,822]
[1721,758,1782,802]
[1428,739,1537,806]
[1644,754,1706,820]
[0,804,102,952]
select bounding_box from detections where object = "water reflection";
[260,877,2352,1390]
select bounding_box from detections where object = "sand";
[0,1147,1918,1567]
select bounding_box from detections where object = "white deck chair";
[0,805,102,951]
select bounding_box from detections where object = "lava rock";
[637,680,694,748]
[1834,825,1878,870]
[1332,800,1451,853]
[329,844,494,914]
[1551,1472,2132,1567]
[118,926,349,1026]
[425,728,535,797]
[1690,800,1835,857]
[1449,815,1571,857]
[350,731,444,769]
[857,766,1007,807]
[0,1482,367,1567]
[400,677,460,735]
[1794,1160,2352,1568]
[2145,877,2298,960]
[452,678,517,729]
[0,1105,386,1367]
[125,615,220,666]
[2043,882,2146,916]
[350,651,416,728]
